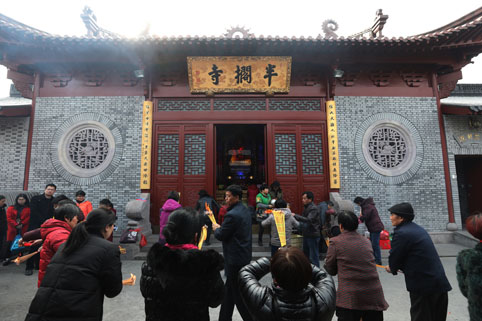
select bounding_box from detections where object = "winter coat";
[29,194,54,230]
[140,243,224,321]
[159,199,182,241]
[239,257,336,321]
[6,206,30,241]
[25,233,122,321]
[214,201,252,266]
[294,202,321,238]
[261,208,299,247]
[256,192,271,212]
[388,221,451,294]
[38,218,72,287]
[456,242,482,321]
[324,230,389,311]
[195,196,220,218]
[0,204,7,237]
[269,189,283,201]
[76,200,92,219]
[358,197,384,233]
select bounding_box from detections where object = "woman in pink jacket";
[158,191,181,245]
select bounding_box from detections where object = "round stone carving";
[367,127,409,171]
[355,113,423,185]
[67,127,110,170]
[51,113,123,185]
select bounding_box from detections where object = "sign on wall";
[140,101,153,189]
[326,100,340,189]
[187,56,291,94]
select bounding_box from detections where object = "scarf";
[165,243,198,250]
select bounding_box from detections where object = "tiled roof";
[1,8,482,50]
[0,96,31,107]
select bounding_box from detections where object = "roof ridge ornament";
[322,19,338,39]
[349,9,389,39]
[80,6,120,38]
[223,26,254,39]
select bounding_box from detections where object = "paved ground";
[0,243,471,321]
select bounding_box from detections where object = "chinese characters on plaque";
[326,100,340,189]
[140,101,153,189]
[187,56,291,93]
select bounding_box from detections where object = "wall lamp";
[333,68,344,78]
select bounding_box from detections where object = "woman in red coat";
[6,194,30,243]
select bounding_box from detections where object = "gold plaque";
[187,56,291,93]
[140,101,153,189]
[326,100,340,189]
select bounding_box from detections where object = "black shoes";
[258,240,263,247]
[2,258,12,266]
[25,269,33,276]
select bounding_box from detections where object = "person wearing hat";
[385,202,451,321]
[75,190,93,220]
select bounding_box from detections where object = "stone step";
[453,230,478,248]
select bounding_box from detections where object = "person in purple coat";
[158,191,181,245]
[354,196,384,265]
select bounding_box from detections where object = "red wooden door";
[268,123,329,215]
[150,124,213,226]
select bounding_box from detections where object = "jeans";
[303,236,320,267]
[370,231,382,264]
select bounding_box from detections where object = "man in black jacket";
[26,183,56,275]
[386,202,452,321]
[213,184,253,321]
[293,191,321,267]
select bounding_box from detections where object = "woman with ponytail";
[25,209,122,321]
[140,207,224,321]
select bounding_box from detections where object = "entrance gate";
[150,98,330,228]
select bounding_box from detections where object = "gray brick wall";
[28,96,144,230]
[0,117,29,190]
[335,96,448,232]
[443,114,482,227]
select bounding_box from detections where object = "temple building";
[0,7,481,233]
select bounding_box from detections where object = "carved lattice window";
[68,128,110,169]
[367,127,407,169]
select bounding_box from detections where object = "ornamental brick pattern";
[0,117,29,191]
[301,134,323,175]
[184,134,206,175]
[214,99,265,111]
[158,99,210,111]
[28,96,144,231]
[335,96,447,232]
[269,99,321,111]
[275,134,297,175]
[157,134,179,175]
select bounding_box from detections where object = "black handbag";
[119,228,139,243]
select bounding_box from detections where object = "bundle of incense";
[13,251,39,265]
[119,246,127,255]
[205,203,217,225]
[197,225,208,249]
[122,273,136,286]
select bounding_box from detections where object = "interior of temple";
[215,124,266,197]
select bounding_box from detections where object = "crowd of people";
[0,181,479,321]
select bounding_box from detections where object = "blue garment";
[370,232,382,265]
[389,221,451,294]
[303,236,320,267]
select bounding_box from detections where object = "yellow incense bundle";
[205,203,217,225]
[273,210,286,247]
[197,225,208,249]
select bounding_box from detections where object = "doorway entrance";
[215,124,266,188]
[455,155,482,226]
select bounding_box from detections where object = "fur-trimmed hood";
[141,243,225,321]
[147,243,224,276]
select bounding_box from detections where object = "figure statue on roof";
[322,19,339,39]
